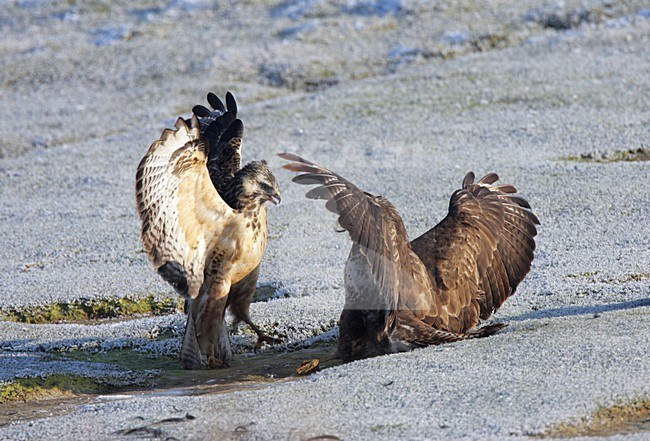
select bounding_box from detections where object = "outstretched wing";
[135,116,234,299]
[192,92,243,192]
[279,153,413,327]
[410,172,539,333]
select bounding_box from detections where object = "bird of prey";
[136,92,281,369]
[279,153,539,362]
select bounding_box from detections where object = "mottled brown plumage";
[279,153,539,362]
[136,93,281,369]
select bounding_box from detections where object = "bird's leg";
[206,343,225,369]
[195,279,232,369]
[243,318,282,349]
[225,265,279,349]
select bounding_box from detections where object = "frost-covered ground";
[0,0,649,439]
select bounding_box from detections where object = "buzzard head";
[239,160,281,207]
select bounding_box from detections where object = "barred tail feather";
[180,307,204,369]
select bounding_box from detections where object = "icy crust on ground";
[0,0,649,439]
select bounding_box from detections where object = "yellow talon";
[207,356,224,369]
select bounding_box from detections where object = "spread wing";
[192,92,243,192]
[135,115,234,299]
[279,153,412,327]
[410,172,539,332]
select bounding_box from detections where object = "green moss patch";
[0,295,184,324]
[566,272,650,284]
[561,147,650,163]
[538,397,650,438]
[0,374,106,405]
[64,348,176,372]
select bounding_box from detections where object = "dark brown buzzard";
[136,92,281,369]
[279,153,539,362]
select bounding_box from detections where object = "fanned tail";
[395,311,507,348]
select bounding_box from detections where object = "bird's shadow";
[505,297,650,322]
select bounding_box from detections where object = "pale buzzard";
[136,93,281,369]
[279,153,539,361]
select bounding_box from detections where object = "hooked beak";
[268,193,281,205]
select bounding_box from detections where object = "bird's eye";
[261,183,272,192]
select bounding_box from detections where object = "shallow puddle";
[143,344,339,395]
[0,344,340,427]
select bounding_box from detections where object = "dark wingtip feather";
[462,172,475,188]
[226,92,237,114]
[220,118,244,142]
[325,197,342,215]
[284,162,326,175]
[305,186,334,199]
[277,152,299,161]
[192,105,212,118]
[507,195,532,209]
[281,163,297,172]
[496,184,517,194]
[207,92,225,112]
[278,152,314,164]
[478,172,499,185]
[292,174,334,186]
[214,111,235,129]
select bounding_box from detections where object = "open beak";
[268,193,281,205]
